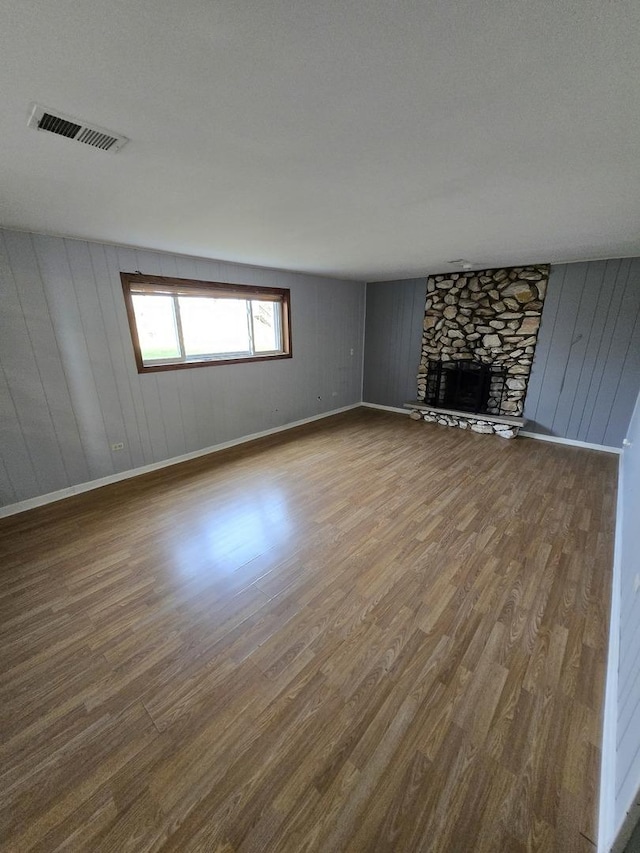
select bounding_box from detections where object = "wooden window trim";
[121,272,292,374]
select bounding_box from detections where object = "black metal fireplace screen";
[424,360,506,415]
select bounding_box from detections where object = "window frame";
[120,272,292,373]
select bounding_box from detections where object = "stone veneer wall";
[417,265,550,416]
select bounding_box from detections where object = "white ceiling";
[0,0,639,282]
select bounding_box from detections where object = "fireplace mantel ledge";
[404,402,526,428]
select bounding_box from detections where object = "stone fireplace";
[407,265,549,438]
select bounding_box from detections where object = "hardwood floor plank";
[0,409,616,851]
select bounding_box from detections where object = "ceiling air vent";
[27,103,129,153]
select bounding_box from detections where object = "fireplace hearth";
[424,360,506,415]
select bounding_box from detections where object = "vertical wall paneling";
[31,235,93,485]
[0,229,365,508]
[89,243,153,469]
[362,278,425,408]
[576,260,630,440]
[0,363,40,501]
[593,261,640,447]
[528,257,640,446]
[65,238,125,475]
[604,310,640,450]
[0,456,16,507]
[565,261,623,440]
[362,262,640,446]
[613,388,640,835]
[578,260,629,437]
[544,263,600,437]
[527,263,589,436]
[0,231,71,495]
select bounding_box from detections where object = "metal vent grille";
[76,127,119,151]
[38,113,82,138]
[27,104,128,153]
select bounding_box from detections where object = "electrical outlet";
[111,442,124,451]
[350,348,354,356]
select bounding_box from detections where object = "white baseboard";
[0,403,361,519]
[520,430,621,455]
[361,402,411,415]
[360,406,622,454]
[1,404,621,519]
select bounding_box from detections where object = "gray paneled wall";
[362,278,425,408]
[0,229,365,507]
[362,259,640,447]
[616,388,640,833]
[524,258,640,446]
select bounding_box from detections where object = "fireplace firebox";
[423,360,506,415]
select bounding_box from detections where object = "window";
[121,273,291,373]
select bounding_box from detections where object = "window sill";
[137,352,292,374]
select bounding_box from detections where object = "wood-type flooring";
[0,409,617,851]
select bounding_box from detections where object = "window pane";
[132,295,181,362]
[178,297,250,357]
[252,300,281,352]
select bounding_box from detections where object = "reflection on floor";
[0,408,616,851]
